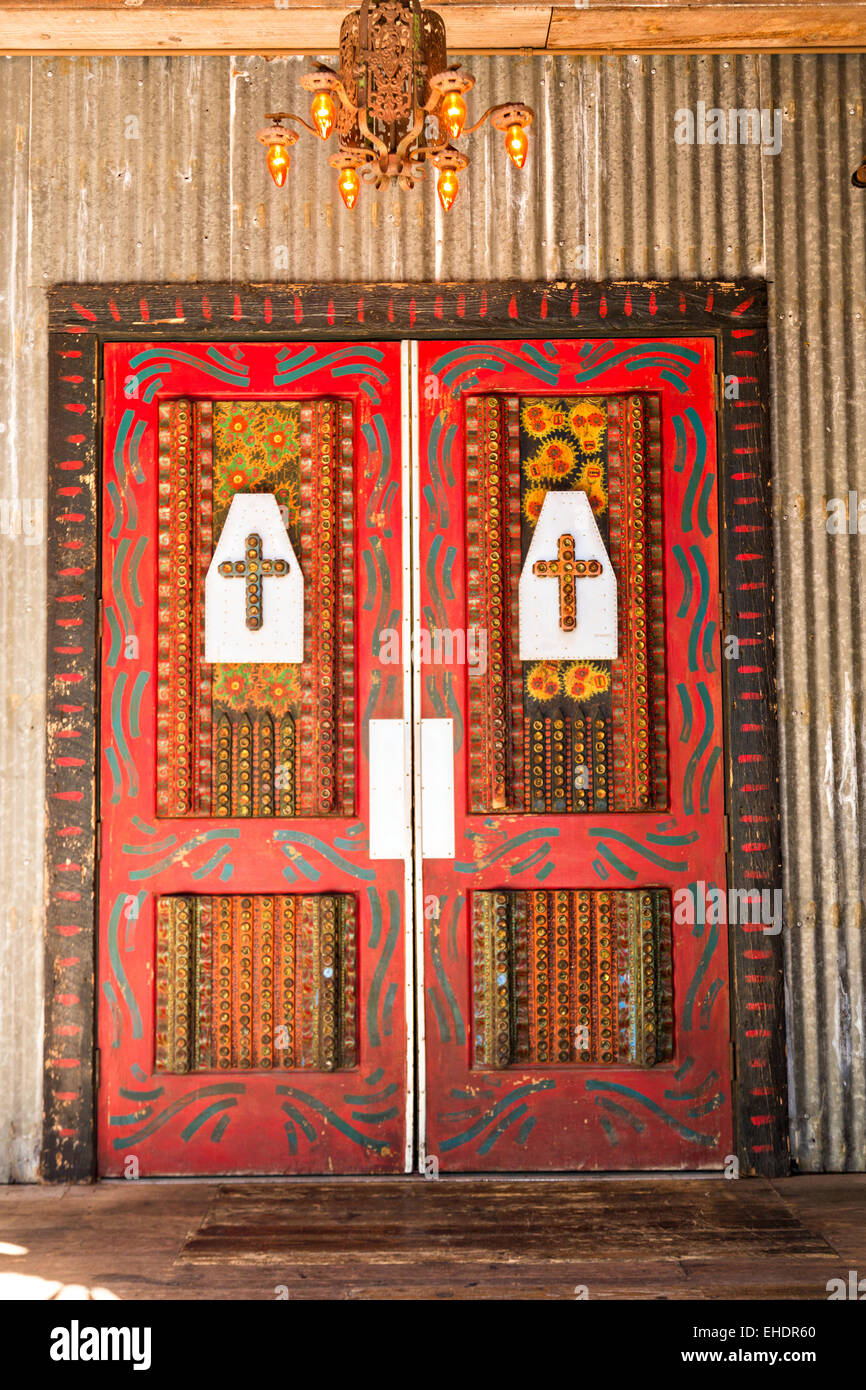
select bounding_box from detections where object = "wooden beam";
[0,6,552,54]
[1,3,865,54]
[549,5,866,52]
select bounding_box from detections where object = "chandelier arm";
[395,108,427,164]
[332,81,360,117]
[358,107,390,160]
[461,107,496,137]
[278,111,323,138]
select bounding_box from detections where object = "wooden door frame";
[43,278,787,1181]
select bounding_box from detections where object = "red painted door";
[98,342,410,1175]
[416,338,733,1171]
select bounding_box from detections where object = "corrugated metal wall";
[0,52,863,1178]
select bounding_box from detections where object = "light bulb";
[505,122,528,169]
[311,92,337,140]
[441,92,467,140]
[266,142,290,187]
[437,167,459,212]
[338,166,360,210]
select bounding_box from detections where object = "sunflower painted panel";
[156,398,355,819]
[466,393,666,814]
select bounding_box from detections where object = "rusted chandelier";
[256,0,534,212]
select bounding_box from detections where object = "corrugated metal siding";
[0,52,862,1178]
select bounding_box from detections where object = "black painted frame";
[42,279,787,1180]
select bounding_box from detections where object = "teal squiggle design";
[572,343,700,388]
[192,843,234,881]
[687,545,711,674]
[672,415,688,473]
[105,747,122,806]
[367,887,400,1047]
[281,1101,317,1143]
[107,892,143,1043]
[275,830,375,884]
[426,534,450,630]
[368,535,391,644]
[673,544,693,618]
[105,605,123,668]
[683,682,714,815]
[679,406,708,534]
[110,672,137,798]
[664,1069,720,1102]
[180,1099,238,1143]
[107,480,123,539]
[443,672,463,752]
[699,746,721,814]
[455,827,559,873]
[429,905,465,1045]
[276,1085,390,1151]
[442,545,456,600]
[127,671,149,739]
[587,1080,716,1146]
[697,470,715,538]
[439,1079,556,1152]
[125,535,147,609]
[426,413,450,529]
[124,828,240,879]
[432,343,560,391]
[589,827,696,877]
[112,1083,245,1150]
[677,683,693,743]
[127,348,249,400]
[112,538,134,641]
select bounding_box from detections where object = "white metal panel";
[420,719,456,860]
[368,719,410,861]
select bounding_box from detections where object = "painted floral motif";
[213,401,302,534]
[521,400,570,439]
[522,486,547,526]
[213,663,303,712]
[577,457,608,517]
[563,661,611,703]
[526,437,577,482]
[211,402,306,736]
[520,397,609,525]
[526,662,562,702]
[569,399,607,457]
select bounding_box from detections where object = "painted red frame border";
[417,337,730,1170]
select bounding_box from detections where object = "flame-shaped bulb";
[266,142,290,187]
[505,123,529,169]
[441,92,467,140]
[437,167,459,212]
[311,92,337,140]
[338,166,360,210]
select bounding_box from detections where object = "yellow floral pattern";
[212,402,302,536]
[520,398,613,711]
[211,401,305,724]
[520,396,609,522]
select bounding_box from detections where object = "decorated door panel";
[416,338,732,1171]
[97,342,410,1175]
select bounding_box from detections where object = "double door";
[97,336,731,1174]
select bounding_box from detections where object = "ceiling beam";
[0,3,865,55]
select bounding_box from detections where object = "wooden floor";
[0,1176,863,1300]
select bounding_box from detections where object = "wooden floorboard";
[0,1176,862,1300]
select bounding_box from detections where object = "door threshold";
[95,1169,727,1185]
